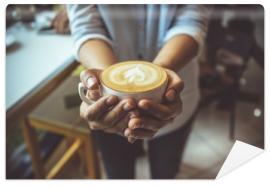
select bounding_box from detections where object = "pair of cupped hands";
[80,68,184,143]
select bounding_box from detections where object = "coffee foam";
[101,61,167,93]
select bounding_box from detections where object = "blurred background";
[6,4,264,179]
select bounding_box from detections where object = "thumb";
[80,69,102,90]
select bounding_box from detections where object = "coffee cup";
[78,61,168,105]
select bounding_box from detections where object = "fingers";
[128,109,140,119]
[84,98,136,132]
[165,89,177,102]
[81,95,119,121]
[102,112,131,134]
[80,69,102,89]
[102,98,136,127]
[80,101,89,118]
[128,118,142,129]
[87,89,101,101]
[124,128,156,139]
[99,115,129,133]
[138,99,174,120]
[80,69,103,101]
[164,69,184,102]
[128,116,166,131]
[102,108,139,143]
[102,126,136,144]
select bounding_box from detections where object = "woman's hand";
[79,69,138,136]
[80,99,138,136]
[124,69,184,142]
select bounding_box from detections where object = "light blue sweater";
[67,4,211,136]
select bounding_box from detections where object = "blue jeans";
[92,118,193,179]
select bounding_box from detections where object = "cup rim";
[100,77,168,95]
[100,61,168,94]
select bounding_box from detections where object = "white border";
[1,0,269,187]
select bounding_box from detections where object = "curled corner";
[216,140,264,179]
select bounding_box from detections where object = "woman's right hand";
[79,69,138,137]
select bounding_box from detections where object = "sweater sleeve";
[66,4,113,60]
[163,5,211,56]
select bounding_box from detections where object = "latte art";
[101,61,167,93]
[124,65,146,83]
[110,64,158,86]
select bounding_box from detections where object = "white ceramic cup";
[78,79,168,105]
[78,61,168,105]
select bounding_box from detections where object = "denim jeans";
[92,117,193,179]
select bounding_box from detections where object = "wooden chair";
[21,75,100,179]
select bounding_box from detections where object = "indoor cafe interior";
[6,4,264,179]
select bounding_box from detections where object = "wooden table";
[6,22,76,121]
[25,76,100,179]
[6,23,99,178]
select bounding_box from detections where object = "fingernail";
[89,91,100,101]
[87,77,96,88]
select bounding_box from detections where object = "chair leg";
[46,139,82,179]
[21,118,45,178]
[82,134,100,179]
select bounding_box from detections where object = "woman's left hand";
[124,69,184,142]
